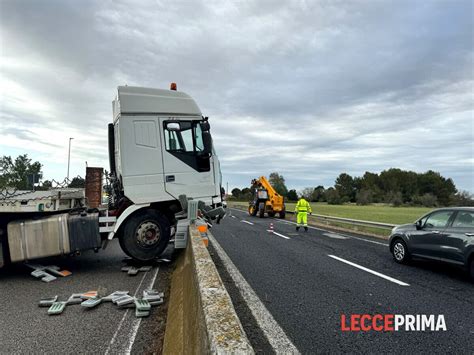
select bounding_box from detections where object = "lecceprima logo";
[341,314,447,332]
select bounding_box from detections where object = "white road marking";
[105,266,160,355]
[323,232,349,240]
[241,220,254,225]
[208,234,300,354]
[271,231,290,239]
[328,255,410,286]
[231,215,236,219]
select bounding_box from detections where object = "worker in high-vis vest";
[295,197,312,231]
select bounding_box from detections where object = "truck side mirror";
[200,121,210,131]
[202,131,212,154]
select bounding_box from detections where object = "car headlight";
[391,226,398,234]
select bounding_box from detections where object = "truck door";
[161,119,215,200]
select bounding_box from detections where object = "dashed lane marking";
[241,220,254,225]
[328,255,410,286]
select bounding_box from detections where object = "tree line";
[230,170,474,207]
[0,154,85,191]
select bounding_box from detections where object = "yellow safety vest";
[295,199,312,213]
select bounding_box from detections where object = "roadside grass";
[228,201,433,238]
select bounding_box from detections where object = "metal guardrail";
[285,211,396,230]
[230,204,396,230]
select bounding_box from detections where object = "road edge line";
[208,233,300,354]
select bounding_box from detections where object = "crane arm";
[256,176,280,199]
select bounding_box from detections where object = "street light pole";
[67,137,74,181]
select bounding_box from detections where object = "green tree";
[312,185,325,202]
[68,177,85,188]
[325,187,342,205]
[241,187,252,201]
[269,172,288,196]
[231,188,242,199]
[334,173,354,202]
[0,154,43,190]
[286,189,298,201]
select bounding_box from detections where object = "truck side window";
[165,121,205,154]
[163,120,210,172]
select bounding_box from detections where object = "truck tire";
[279,211,286,219]
[119,209,170,261]
[248,205,257,216]
[258,202,265,218]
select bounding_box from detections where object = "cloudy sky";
[1,0,473,193]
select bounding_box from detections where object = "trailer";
[0,84,225,267]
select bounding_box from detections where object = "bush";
[413,193,438,207]
[356,189,373,205]
[386,191,403,207]
[325,189,342,205]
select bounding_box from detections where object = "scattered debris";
[81,297,102,308]
[26,263,72,282]
[39,296,58,307]
[40,289,164,317]
[48,302,66,315]
[121,265,153,276]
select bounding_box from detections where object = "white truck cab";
[108,85,224,260]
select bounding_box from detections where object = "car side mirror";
[415,220,423,230]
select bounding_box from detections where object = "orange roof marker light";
[170,82,177,91]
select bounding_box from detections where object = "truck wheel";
[258,203,265,218]
[119,209,170,261]
[279,211,286,219]
[248,205,257,216]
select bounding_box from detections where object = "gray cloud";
[0,0,472,192]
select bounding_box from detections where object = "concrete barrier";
[163,224,253,354]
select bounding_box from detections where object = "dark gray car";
[389,207,474,281]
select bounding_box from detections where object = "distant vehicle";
[389,207,474,281]
[248,176,285,218]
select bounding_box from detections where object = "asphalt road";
[0,239,174,354]
[211,208,474,353]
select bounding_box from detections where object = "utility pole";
[67,137,74,181]
[226,182,229,198]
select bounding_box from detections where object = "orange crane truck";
[248,176,286,219]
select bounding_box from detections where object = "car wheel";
[392,239,410,264]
